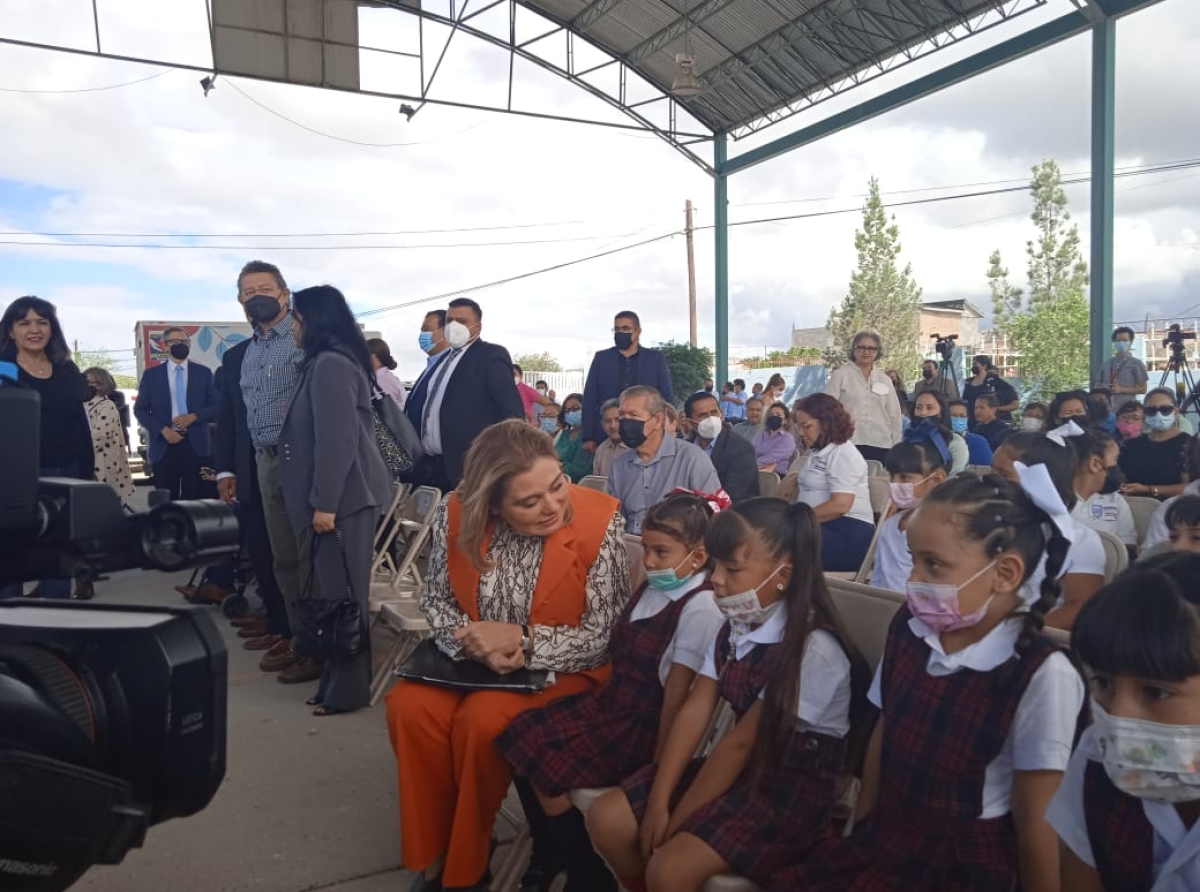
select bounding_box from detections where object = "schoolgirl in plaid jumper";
[496,492,724,892]
[1048,552,1200,891]
[774,470,1086,892]
[587,498,872,892]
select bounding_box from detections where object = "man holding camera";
[1093,326,1148,412]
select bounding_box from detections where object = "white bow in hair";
[1014,461,1077,545]
[1045,419,1085,446]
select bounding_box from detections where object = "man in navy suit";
[582,309,675,452]
[135,326,219,500]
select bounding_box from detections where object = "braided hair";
[923,473,1070,678]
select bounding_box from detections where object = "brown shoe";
[243,633,284,651]
[175,584,197,598]
[277,658,323,684]
[187,582,232,605]
[236,620,270,638]
[230,610,266,628]
[259,639,296,673]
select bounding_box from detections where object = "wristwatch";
[520,625,535,660]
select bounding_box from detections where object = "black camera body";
[1163,323,1196,350]
[930,332,958,362]
[0,361,237,891]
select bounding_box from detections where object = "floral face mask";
[1092,701,1200,803]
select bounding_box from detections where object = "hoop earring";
[776,583,784,591]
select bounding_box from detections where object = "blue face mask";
[540,417,559,433]
[645,550,697,592]
[1114,340,1131,353]
[951,416,969,434]
[564,409,582,428]
[418,331,436,354]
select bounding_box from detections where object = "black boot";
[546,808,617,892]
[514,778,564,892]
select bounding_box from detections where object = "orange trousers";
[386,672,603,886]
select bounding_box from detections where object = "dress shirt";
[825,363,903,450]
[609,435,721,534]
[420,342,472,455]
[241,313,302,449]
[376,366,407,409]
[592,439,630,478]
[166,359,188,420]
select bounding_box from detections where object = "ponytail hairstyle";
[642,491,715,569]
[1063,428,1115,487]
[705,498,872,782]
[923,473,1070,681]
[1002,431,1080,510]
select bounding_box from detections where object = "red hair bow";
[671,487,732,514]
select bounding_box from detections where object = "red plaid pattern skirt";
[1084,759,1154,890]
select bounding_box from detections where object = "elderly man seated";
[609,385,721,534]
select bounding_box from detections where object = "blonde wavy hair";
[457,419,573,572]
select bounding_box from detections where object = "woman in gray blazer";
[281,285,392,715]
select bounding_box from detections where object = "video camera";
[1163,323,1196,350]
[930,332,958,362]
[0,361,238,892]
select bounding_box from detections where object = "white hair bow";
[1045,419,1085,446]
[1014,460,1077,545]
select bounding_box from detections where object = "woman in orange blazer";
[386,419,631,892]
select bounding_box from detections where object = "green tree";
[74,349,137,389]
[512,351,563,372]
[827,177,923,378]
[657,340,713,402]
[987,161,1090,397]
[744,347,824,369]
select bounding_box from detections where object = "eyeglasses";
[1145,405,1176,416]
[854,345,879,353]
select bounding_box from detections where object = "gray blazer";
[279,350,392,533]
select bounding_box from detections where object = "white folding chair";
[579,475,609,493]
[368,595,431,706]
[1125,496,1160,547]
[966,464,992,476]
[383,485,443,593]
[757,470,781,498]
[864,459,886,478]
[1096,529,1130,582]
[866,477,892,521]
[824,578,905,670]
[371,483,411,580]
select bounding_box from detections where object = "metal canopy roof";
[520,0,1047,137]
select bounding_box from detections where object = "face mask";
[646,549,698,592]
[972,367,984,377]
[951,417,968,434]
[86,384,98,398]
[418,331,436,353]
[1021,417,1043,432]
[1100,464,1125,495]
[445,320,472,349]
[619,417,648,449]
[1092,702,1200,803]
[922,368,933,380]
[564,409,582,428]
[1146,410,1176,432]
[1117,421,1142,438]
[614,331,634,351]
[714,564,784,624]
[697,416,723,440]
[905,560,997,633]
[540,417,559,433]
[536,385,547,395]
[766,415,784,432]
[1114,340,1132,353]
[889,474,934,511]
[169,343,190,361]
[244,295,281,325]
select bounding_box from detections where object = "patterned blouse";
[420,499,631,674]
[85,396,134,498]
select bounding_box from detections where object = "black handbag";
[293,530,368,661]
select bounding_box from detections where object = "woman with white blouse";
[824,330,903,464]
[367,337,406,408]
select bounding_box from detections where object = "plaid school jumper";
[773,607,1067,892]
[621,622,847,886]
[497,579,713,795]
[1084,759,1155,891]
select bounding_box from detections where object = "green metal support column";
[1089,15,1116,378]
[714,132,730,384]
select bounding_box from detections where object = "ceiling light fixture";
[200,74,217,97]
[399,103,416,121]
[670,0,702,99]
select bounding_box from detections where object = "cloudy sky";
[0,0,1197,383]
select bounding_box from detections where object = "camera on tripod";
[930,332,958,362]
[0,360,238,892]
[1163,323,1196,351]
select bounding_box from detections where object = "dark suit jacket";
[582,346,675,444]
[213,343,260,497]
[279,351,391,531]
[134,360,219,462]
[706,426,759,503]
[405,339,524,486]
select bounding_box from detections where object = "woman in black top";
[0,296,93,599]
[1119,387,1191,500]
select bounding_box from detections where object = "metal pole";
[685,199,697,348]
[714,134,729,384]
[1089,15,1116,380]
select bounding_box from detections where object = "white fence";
[519,370,586,399]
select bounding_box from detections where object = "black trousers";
[153,439,205,500]
[412,453,452,493]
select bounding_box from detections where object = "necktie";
[174,364,188,417]
[421,348,459,433]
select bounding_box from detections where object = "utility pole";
[685,199,697,348]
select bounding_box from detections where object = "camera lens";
[140,501,239,571]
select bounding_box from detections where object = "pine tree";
[827,178,923,377]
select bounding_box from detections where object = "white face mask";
[445,320,472,349]
[696,416,723,440]
[1021,417,1043,432]
[713,563,784,626]
[1092,702,1200,803]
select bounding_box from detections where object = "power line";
[0,220,591,238]
[0,70,169,94]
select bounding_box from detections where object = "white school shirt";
[1144,479,1200,550]
[1048,726,1200,891]
[1072,492,1137,547]
[868,609,1084,819]
[1025,518,1106,606]
[698,602,852,738]
[797,442,874,525]
[628,573,725,685]
[869,511,912,594]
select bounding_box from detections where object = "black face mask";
[972,367,984,377]
[244,295,282,325]
[922,368,934,380]
[619,417,648,449]
[169,343,190,361]
[1101,464,1125,495]
[766,415,784,431]
[614,331,634,351]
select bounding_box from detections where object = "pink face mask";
[1117,421,1143,438]
[889,474,935,511]
[905,561,996,633]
